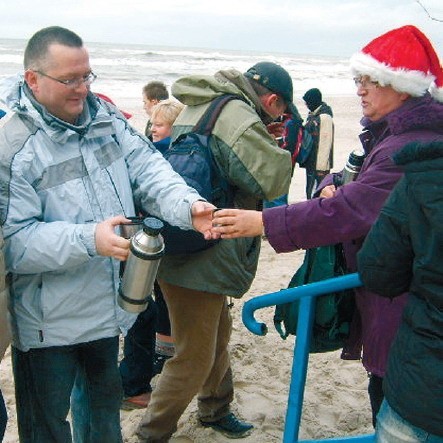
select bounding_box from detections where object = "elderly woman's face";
[355,75,409,121]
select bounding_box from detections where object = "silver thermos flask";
[118,217,165,313]
[340,148,366,185]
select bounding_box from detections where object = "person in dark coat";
[358,140,443,441]
[212,24,443,426]
[302,88,334,199]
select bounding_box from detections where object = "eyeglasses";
[35,70,97,88]
[353,76,380,90]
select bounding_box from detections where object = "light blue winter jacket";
[0,75,202,351]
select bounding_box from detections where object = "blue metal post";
[283,296,315,443]
[242,273,375,443]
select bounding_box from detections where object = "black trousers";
[368,373,384,428]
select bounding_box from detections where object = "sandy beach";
[1,95,374,442]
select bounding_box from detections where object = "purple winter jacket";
[263,93,443,376]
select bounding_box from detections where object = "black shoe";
[200,413,253,439]
[152,353,171,376]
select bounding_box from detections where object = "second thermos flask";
[340,148,366,185]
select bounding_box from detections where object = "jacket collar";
[12,80,115,143]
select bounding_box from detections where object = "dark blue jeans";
[12,336,123,443]
[119,296,157,397]
[0,388,6,441]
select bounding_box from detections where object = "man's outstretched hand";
[191,201,220,240]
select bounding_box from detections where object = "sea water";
[0,38,355,106]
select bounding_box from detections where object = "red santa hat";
[350,25,443,102]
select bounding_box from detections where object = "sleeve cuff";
[81,223,98,257]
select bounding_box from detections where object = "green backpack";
[274,244,355,353]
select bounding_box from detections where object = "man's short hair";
[143,81,169,101]
[24,26,83,70]
[246,77,274,98]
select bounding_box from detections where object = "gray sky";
[1,0,442,56]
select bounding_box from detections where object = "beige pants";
[136,280,234,442]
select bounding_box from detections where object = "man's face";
[355,76,409,121]
[260,93,287,120]
[25,43,91,124]
[143,96,159,117]
[304,101,318,112]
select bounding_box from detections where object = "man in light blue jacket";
[0,26,214,443]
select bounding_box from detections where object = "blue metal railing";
[242,273,374,443]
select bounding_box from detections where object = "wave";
[0,54,23,64]
[0,38,355,97]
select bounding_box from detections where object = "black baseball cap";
[244,62,294,108]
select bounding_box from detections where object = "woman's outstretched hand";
[211,209,264,239]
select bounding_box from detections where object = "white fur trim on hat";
[350,51,435,97]
[429,83,443,103]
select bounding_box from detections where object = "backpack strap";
[193,94,245,136]
[189,94,246,209]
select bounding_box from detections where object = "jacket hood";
[394,140,443,168]
[319,102,333,117]
[172,69,252,105]
[392,140,443,246]
[171,69,270,122]
[0,75,20,112]
[394,140,443,221]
